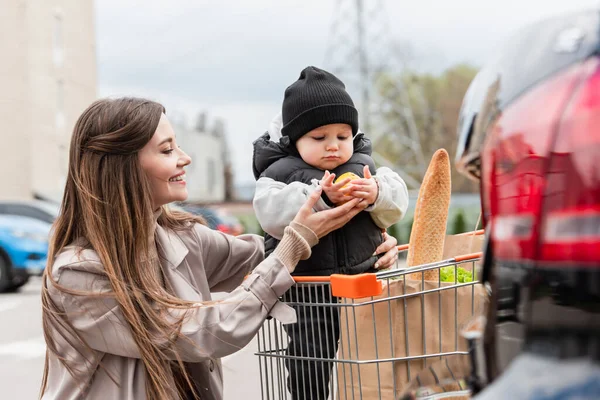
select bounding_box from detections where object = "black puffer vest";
[252,132,383,276]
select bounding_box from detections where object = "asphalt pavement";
[0,278,263,399]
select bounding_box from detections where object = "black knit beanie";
[281,66,358,143]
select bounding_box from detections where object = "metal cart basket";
[255,243,486,400]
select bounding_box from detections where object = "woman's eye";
[162,148,174,154]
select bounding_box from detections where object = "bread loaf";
[407,149,452,280]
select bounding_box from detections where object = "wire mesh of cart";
[255,235,487,400]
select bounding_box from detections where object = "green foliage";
[374,64,480,193]
[387,222,401,243]
[451,209,467,234]
[237,214,264,235]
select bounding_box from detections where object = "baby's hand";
[321,170,352,205]
[345,165,379,205]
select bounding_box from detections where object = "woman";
[40,97,399,400]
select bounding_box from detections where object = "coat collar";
[154,222,189,269]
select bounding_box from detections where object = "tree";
[372,64,479,192]
[451,209,468,234]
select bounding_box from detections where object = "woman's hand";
[373,231,399,269]
[293,186,368,239]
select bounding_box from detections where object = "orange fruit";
[334,172,360,204]
[335,172,360,188]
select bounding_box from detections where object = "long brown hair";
[40,97,205,399]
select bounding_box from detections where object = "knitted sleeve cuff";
[289,221,319,248]
[273,223,319,272]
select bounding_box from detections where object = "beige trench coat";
[41,221,302,400]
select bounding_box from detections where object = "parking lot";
[0,278,264,399]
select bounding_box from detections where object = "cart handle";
[294,273,383,299]
[455,252,483,262]
[457,229,485,236]
[293,251,484,299]
[397,243,410,252]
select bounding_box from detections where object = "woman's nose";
[178,149,192,167]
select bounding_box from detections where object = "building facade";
[0,1,97,201]
[173,121,226,203]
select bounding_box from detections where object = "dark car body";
[0,200,60,224]
[456,8,600,384]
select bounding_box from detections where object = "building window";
[59,143,67,169]
[53,13,64,67]
[58,143,67,185]
[207,159,215,194]
[56,79,65,130]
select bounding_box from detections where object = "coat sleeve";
[365,167,410,229]
[253,176,331,239]
[50,230,308,363]
[192,224,265,293]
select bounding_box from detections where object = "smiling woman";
[39,97,400,400]
[138,114,191,208]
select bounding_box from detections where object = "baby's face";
[295,123,354,170]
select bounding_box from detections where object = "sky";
[95,0,600,186]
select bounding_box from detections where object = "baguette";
[407,149,452,280]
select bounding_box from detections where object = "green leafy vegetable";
[440,266,473,283]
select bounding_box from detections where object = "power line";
[323,0,427,189]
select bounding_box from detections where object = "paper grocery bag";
[335,233,487,399]
[442,233,485,273]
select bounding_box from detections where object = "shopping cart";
[255,233,486,400]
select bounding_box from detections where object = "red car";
[175,204,244,236]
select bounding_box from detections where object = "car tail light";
[482,60,592,261]
[538,57,600,265]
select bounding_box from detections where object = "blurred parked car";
[213,209,245,236]
[176,204,244,236]
[0,200,60,224]
[0,215,50,292]
[454,8,600,396]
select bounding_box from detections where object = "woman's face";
[139,114,191,209]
